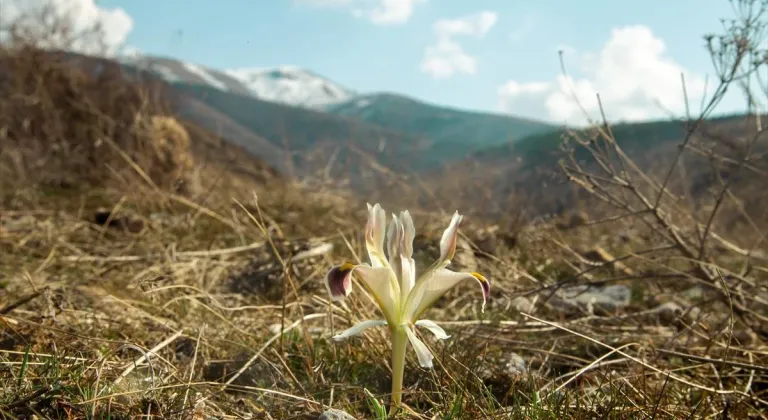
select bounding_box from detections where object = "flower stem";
[389,325,407,416]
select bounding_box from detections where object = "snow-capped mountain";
[225,66,355,108]
[118,55,355,110]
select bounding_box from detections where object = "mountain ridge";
[13,49,764,222]
[119,54,355,110]
[117,54,560,171]
[325,92,557,164]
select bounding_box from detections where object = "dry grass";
[1,1,768,419]
[1,173,766,419]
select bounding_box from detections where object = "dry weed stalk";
[0,2,200,197]
[499,1,768,416]
[555,0,768,330]
[2,1,768,419]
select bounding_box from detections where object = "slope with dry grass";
[420,113,768,221]
[2,169,767,419]
[1,1,768,419]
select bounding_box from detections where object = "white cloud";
[498,25,709,125]
[421,39,475,79]
[420,11,498,79]
[0,0,133,56]
[433,11,497,39]
[296,0,426,25]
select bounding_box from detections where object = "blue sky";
[96,0,747,123]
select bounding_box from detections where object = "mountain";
[173,93,290,173]
[42,50,427,190]
[324,93,557,165]
[116,53,765,223]
[109,56,484,186]
[120,55,559,170]
[170,82,431,180]
[118,55,354,109]
[16,50,765,225]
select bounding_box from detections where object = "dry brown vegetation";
[1,1,768,419]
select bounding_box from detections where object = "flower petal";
[332,319,387,341]
[397,212,417,302]
[386,213,404,289]
[415,319,450,340]
[439,211,463,264]
[405,327,434,368]
[400,255,416,300]
[399,211,461,307]
[365,203,388,267]
[405,268,490,321]
[325,263,355,302]
[325,263,400,324]
[399,210,415,258]
[352,264,400,325]
[386,213,401,262]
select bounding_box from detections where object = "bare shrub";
[145,115,196,191]
[0,4,210,200]
[546,0,768,353]
[0,45,184,191]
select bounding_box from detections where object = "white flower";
[325,203,490,369]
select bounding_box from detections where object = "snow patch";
[152,65,181,83]
[182,62,228,91]
[224,66,354,109]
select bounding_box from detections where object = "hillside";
[325,93,557,165]
[0,47,280,198]
[52,51,767,227]
[422,113,768,223]
[170,82,431,181]
[25,51,451,191]
[22,50,767,230]
[119,51,767,224]
[50,50,291,175]
[121,55,559,171]
[66,52,418,179]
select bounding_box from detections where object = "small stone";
[554,284,632,314]
[732,328,759,346]
[652,301,701,325]
[478,351,528,381]
[571,285,631,308]
[505,352,528,376]
[682,306,701,323]
[681,286,704,301]
[318,408,356,420]
[653,302,683,324]
[510,296,534,313]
